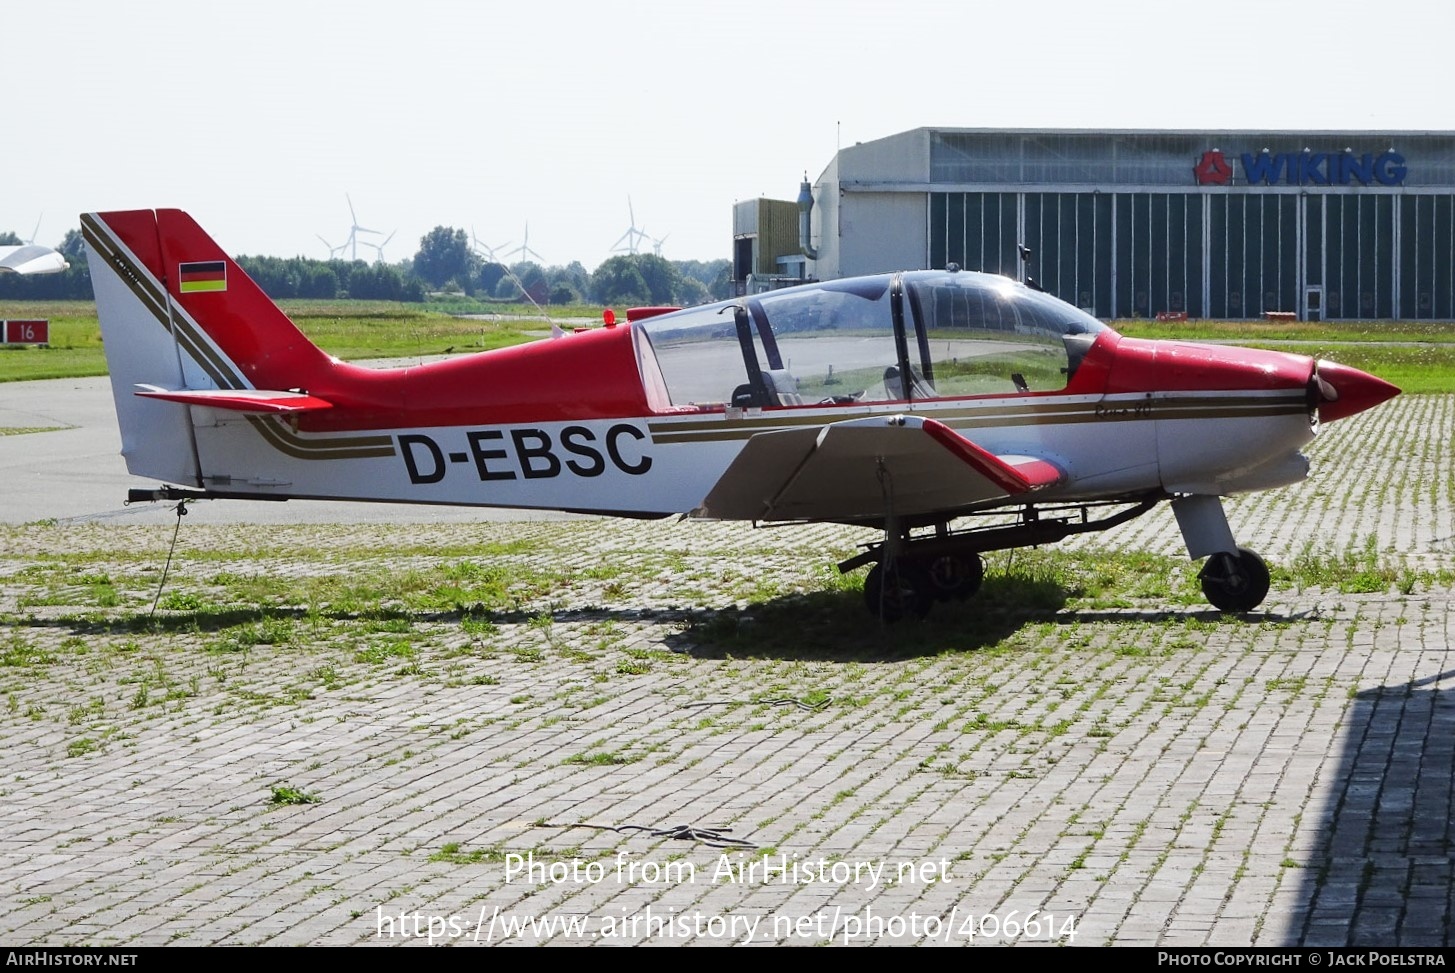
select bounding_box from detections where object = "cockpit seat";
[763,368,805,406]
[883,364,935,401]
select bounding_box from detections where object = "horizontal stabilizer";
[134,384,334,414]
[696,415,1062,522]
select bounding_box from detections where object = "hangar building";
[734,128,1455,320]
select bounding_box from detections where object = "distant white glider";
[0,244,68,275]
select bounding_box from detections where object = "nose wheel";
[1199,547,1270,613]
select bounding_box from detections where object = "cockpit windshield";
[752,276,901,404]
[905,271,1106,398]
[631,270,1107,411]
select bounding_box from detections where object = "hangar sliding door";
[1112,194,1203,319]
[1209,195,1298,319]
[1395,194,1455,319]
[1323,195,1395,319]
[929,193,1019,277]
[933,192,1114,316]
[1021,192,1114,317]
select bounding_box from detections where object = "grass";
[0,499,1439,754]
[562,750,636,766]
[0,301,109,381]
[1280,537,1448,594]
[0,299,578,382]
[269,784,321,806]
[7,517,1434,679]
[428,842,509,864]
[0,426,68,437]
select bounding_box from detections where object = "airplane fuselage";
[144,313,1321,519]
[184,383,1314,518]
[82,209,1399,615]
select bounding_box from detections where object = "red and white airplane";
[83,209,1399,618]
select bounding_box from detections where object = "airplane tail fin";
[82,209,335,485]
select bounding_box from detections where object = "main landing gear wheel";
[1199,547,1271,613]
[924,552,984,601]
[864,561,932,622]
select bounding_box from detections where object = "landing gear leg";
[1171,493,1270,611]
[839,496,1163,621]
[862,550,982,620]
[1171,494,1237,559]
[864,490,931,622]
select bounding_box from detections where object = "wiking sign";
[1194,149,1408,187]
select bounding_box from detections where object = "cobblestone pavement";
[0,397,1450,946]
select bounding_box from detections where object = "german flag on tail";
[178,260,226,294]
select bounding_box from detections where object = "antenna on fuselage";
[1017,244,1044,292]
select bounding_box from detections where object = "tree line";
[0,225,732,307]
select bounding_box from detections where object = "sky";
[6,0,1454,271]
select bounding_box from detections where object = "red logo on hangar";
[1194,150,1233,185]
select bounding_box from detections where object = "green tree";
[590,256,649,306]
[708,262,733,300]
[301,265,339,299]
[58,229,88,263]
[676,276,710,306]
[553,260,590,294]
[493,263,548,303]
[347,262,423,301]
[513,263,547,304]
[676,258,733,300]
[413,226,477,290]
[476,261,507,296]
[634,254,681,305]
[548,280,580,305]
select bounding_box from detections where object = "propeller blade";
[1311,359,1400,423]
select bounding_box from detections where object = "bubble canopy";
[631,269,1108,411]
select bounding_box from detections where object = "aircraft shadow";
[1282,669,1455,946]
[14,603,689,637]
[16,583,1302,662]
[13,578,1071,663]
[1048,607,1309,626]
[665,575,1071,662]
[667,583,1313,661]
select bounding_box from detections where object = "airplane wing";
[134,385,334,414]
[695,414,1063,522]
[0,244,68,275]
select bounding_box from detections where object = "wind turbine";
[471,226,511,264]
[503,222,544,265]
[611,196,650,255]
[330,194,384,262]
[650,232,671,257]
[316,234,346,260]
[364,230,397,264]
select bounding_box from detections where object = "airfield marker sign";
[2,319,48,345]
